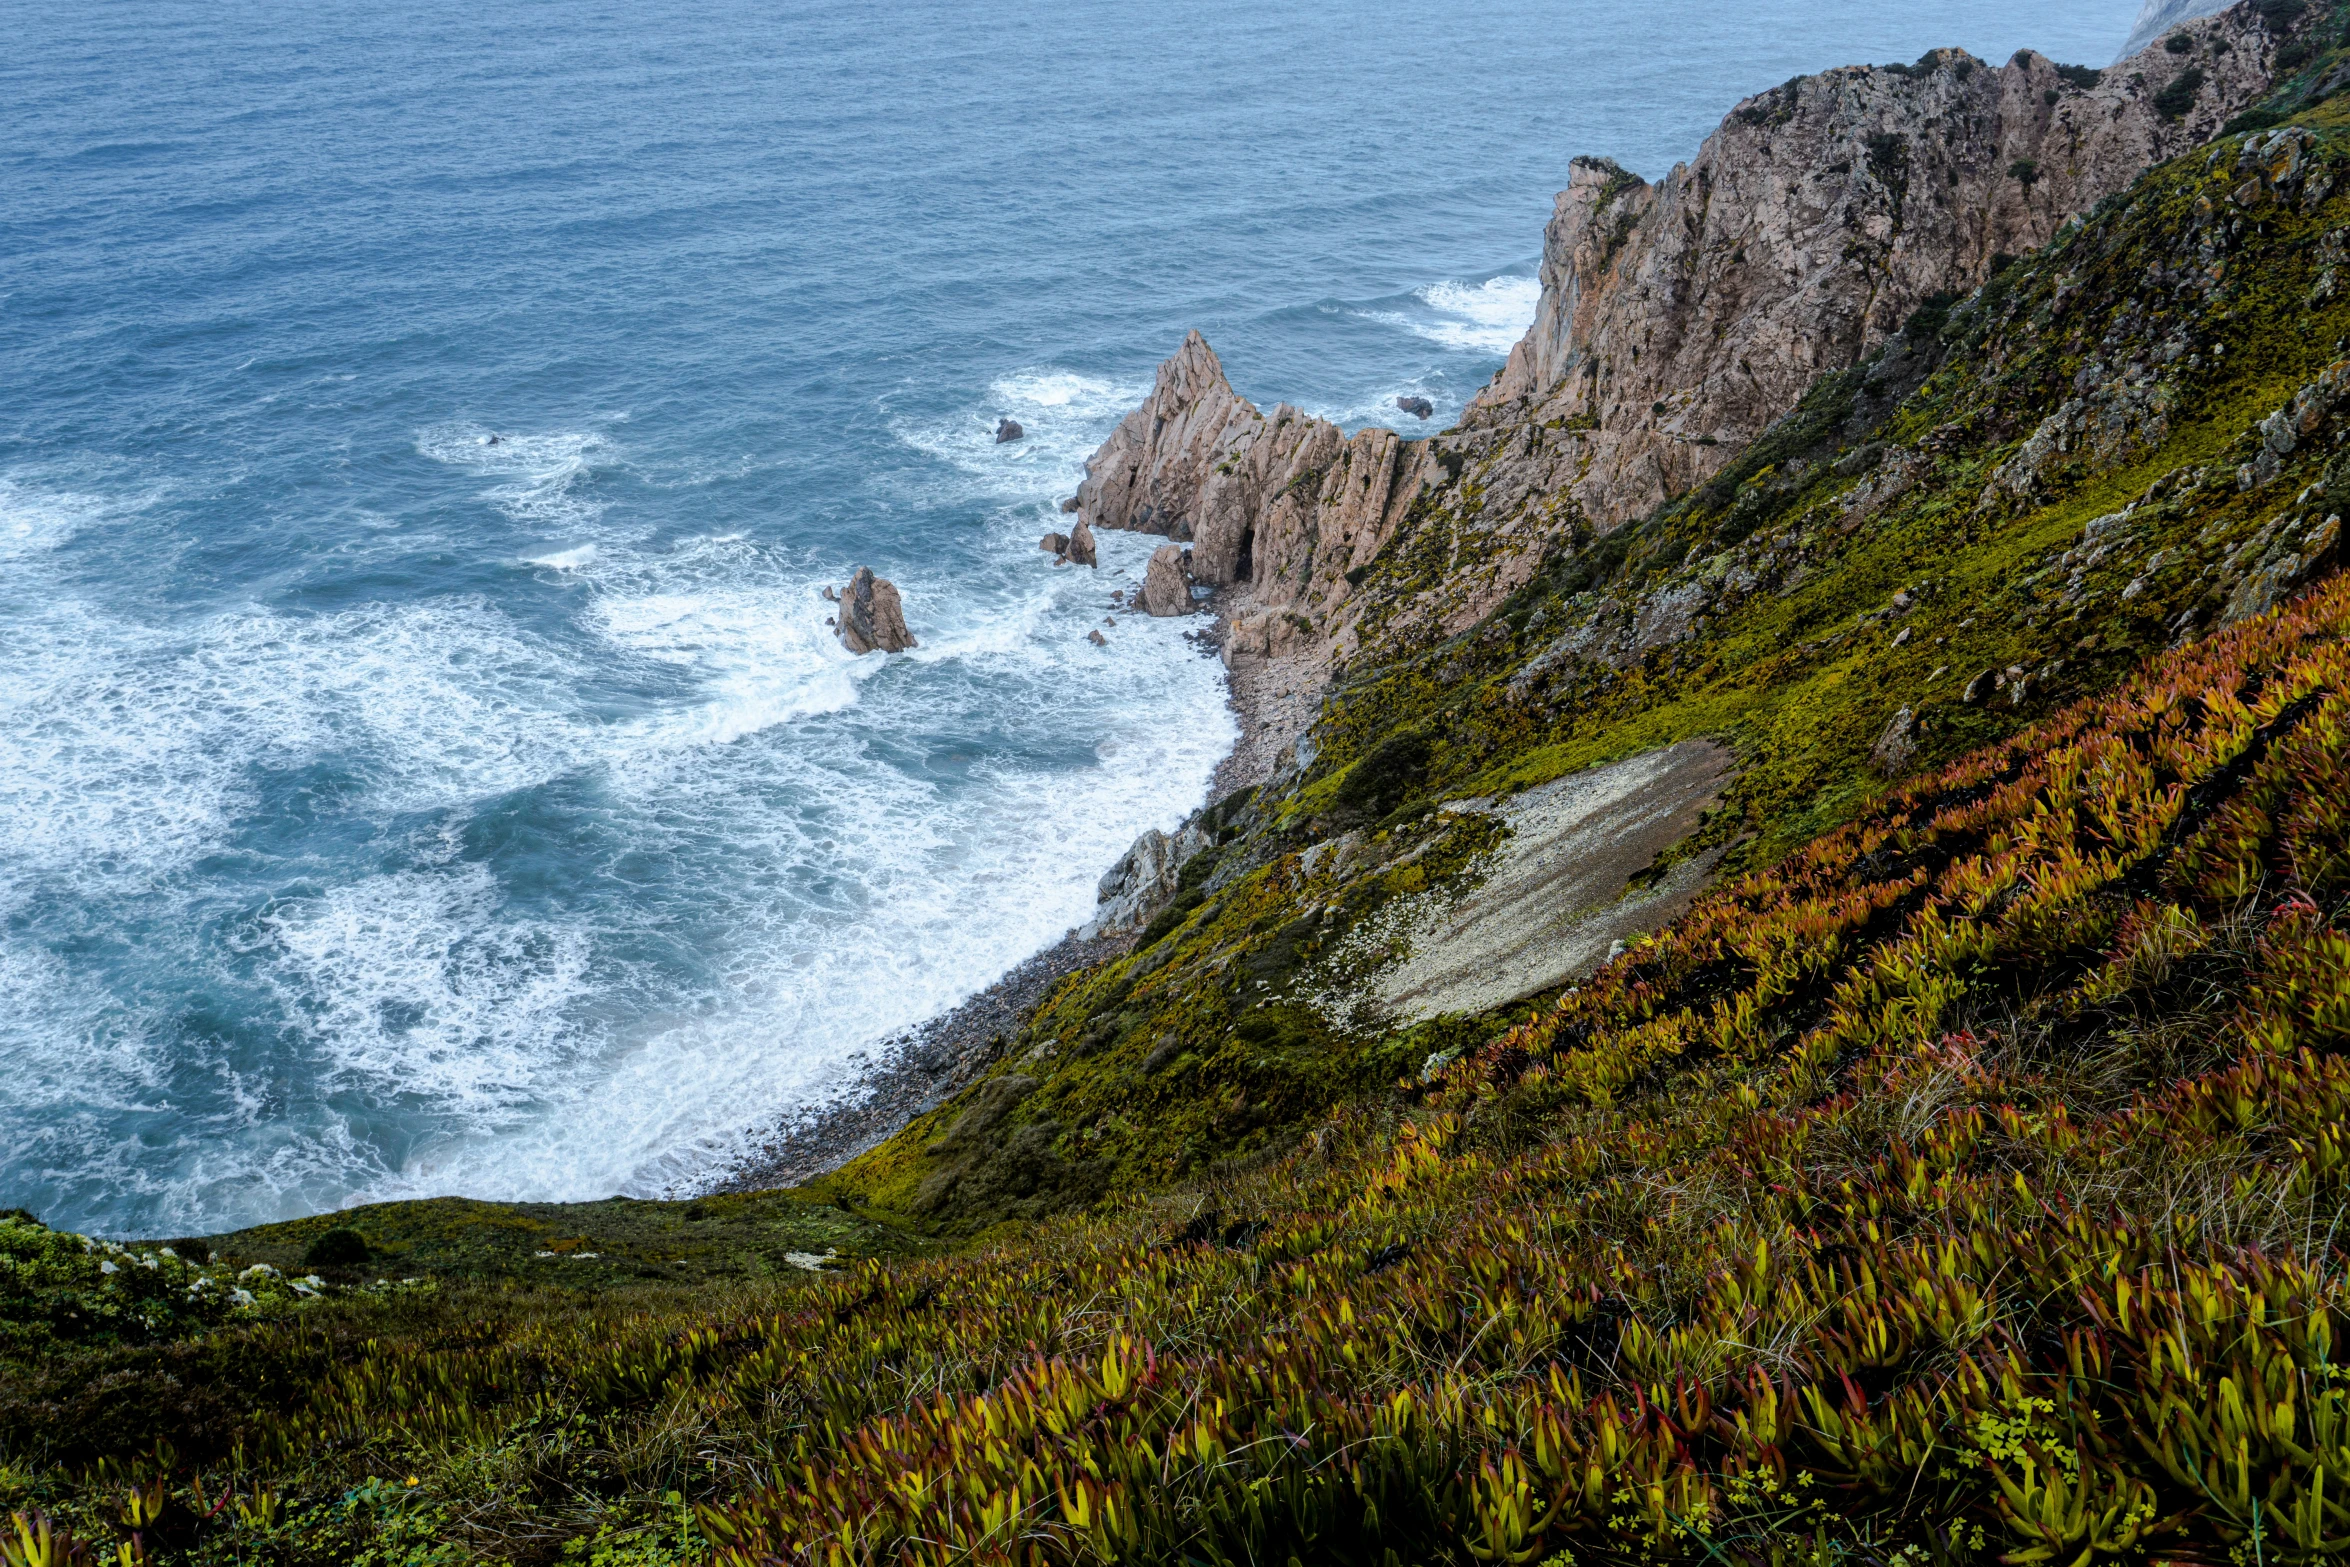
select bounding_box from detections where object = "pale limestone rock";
[1080,820,1212,940]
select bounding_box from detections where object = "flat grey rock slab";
[1375,739,1736,1021]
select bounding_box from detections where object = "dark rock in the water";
[1039,532,1068,556]
[1087,629,1107,646]
[1065,519,1098,567]
[1059,496,1080,513]
[1395,396,1435,420]
[821,585,839,602]
[1143,544,1194,617]
[996,418,1024,443]
[836,565,918,654]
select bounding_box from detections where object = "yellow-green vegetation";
[835,89,2350,1230]
[15,49,2350,1567]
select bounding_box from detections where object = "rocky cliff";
[1462,7,2281,526]
[1075,1,2298,664]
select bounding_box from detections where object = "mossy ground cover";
[212,1190,923,1291]
[18,54,2350,1567]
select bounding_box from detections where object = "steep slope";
[12,15,2350,1567]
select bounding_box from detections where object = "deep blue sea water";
[3,0,2140,1237]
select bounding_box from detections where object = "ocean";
[2,0,2140,1237]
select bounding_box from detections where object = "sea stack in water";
[1395,396,1434,420]
[1142,544,1194,616]
[835,566,917,653]
[1065,519,1097,567]
[995,418,1024,443]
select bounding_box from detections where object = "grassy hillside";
[828,71,2350,1231]
[11,35,2350,1567]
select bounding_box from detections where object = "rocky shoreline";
[716,580,1299,1194]
[713,928,1134,1193]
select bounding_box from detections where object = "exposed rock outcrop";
[1142,544,1195,616]
[1367,741,1736,1020]
[1396,396,1435,420]
[1065,519,1097,567]
[1074,333,1431,645]
[996,419,1024,443]
[835,566,917,654]
[1079,820,1211,940]
[1072,9,2293,670]
[1039,531,1068,556]
[1463,9,2288,529]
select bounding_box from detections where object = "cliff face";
[1076,4,2294,663]
[1073,331,1433,660]
[1464,6,2282,528]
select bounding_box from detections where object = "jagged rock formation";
[1463,7,2286,530]
[1075,333,1431,630]
[835,566,917,654]
[1066,519,1097,567]
[1074,7,2295,665]
[1141,544,1195,616]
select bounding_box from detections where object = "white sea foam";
[1,387,1233,1233]
[259,856,597,1112]
[416,423,617,529]
[1362,274,1541,356]
[527,543,600,570]
[356,526,1235,1205]
[888,369,1148,499]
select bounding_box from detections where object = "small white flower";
[301,1274,324,1287]
[230,1288,256,1307]
[239,1263,279,1280]
[98,1259,119,1275]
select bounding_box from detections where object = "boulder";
[1142,544,1194,617]
[1395,396,1435,420]
[1065,519,1098,567]
[1870,706,1919,776]
[1087,629,1107,646]
[836,566,917,654]
[1080,818,1214,939]
[1039,532,1068,556]
[1059,496,1080,513]
[995,418,1024,443]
